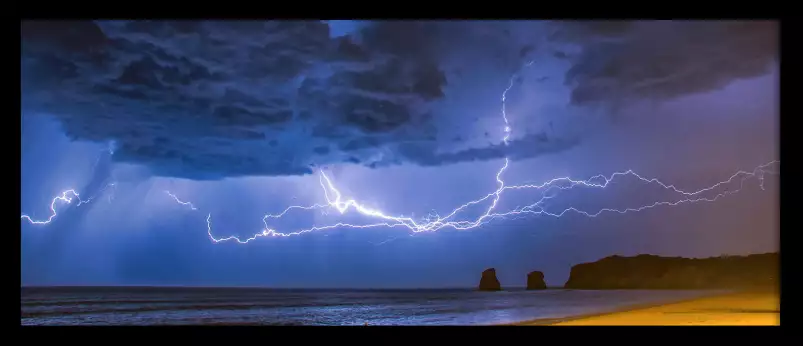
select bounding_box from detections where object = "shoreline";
[512,289,779,326]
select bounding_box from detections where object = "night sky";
[21,20,778,288]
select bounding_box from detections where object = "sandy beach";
[518,291,779,326]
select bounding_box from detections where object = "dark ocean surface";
[21,286,717,325]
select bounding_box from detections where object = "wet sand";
[518,291,779,326]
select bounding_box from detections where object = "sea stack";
[478,268,502,291]
[526,271,547,290]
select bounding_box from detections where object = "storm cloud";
[548,20,778,106]
[21,20,777,180]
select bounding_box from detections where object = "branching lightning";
[21,146,117,225]
[20,182,117,225]
[22,62,779,244]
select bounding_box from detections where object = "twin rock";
[478,268,547,291]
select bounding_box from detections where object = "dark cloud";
[549,20,778,106]
[20,20,548,180]
[398,133,580,167]
[21,20,775,180]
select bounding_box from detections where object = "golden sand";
[520,291,779,326]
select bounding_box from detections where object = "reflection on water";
[21,287,716,325]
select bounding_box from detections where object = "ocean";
[21,286,715,325]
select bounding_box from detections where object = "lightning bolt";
[163,61,779,243]
[21,145,117,225]
[22,62,779,244]
[165,191,197,211]
[20,182,117,225]
[189,158,776,243]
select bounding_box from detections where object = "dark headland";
[563,252,778,290]
[511,252,780,325]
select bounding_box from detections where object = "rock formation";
[563,252,779,290]
[478,268,501,291]
[526,271,547,290]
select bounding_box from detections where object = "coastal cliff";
[564,252,779,290]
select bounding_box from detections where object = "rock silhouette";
[564,252,779,289]
[478,268,502,291]
[526,271,547,290]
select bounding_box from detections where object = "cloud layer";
[549,21,778,106]
[21,20,777,180]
